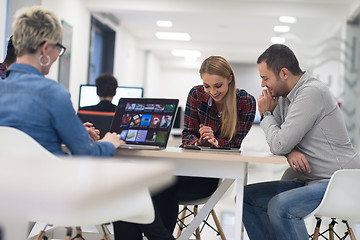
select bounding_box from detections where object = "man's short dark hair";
[95,73,118,98]
[257,44,303,76]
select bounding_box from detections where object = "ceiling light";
[271,37,285,44]
[274,26,290,33]
[171,49,201,61]
[185,55,198,62]
[157,20,173,27]
[155,32,191,41]
[280,16,297,23]
[171,49,201,57]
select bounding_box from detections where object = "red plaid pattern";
[182,85,256,148]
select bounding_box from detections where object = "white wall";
[143,51,161,98]
[113,25,147,89]
[0,0,7,59]
[41,0,91,110]
[158,66,199,108]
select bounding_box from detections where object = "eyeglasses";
[55,43,66,57]
[39,41,66,57]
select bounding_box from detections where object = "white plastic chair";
[307,169,360,240]
[0,126,59,159]
[0,126,156,240]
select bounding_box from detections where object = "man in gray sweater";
[243,44,360,240]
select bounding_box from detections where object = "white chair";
[0,126,158,240]
[307,169,360,240]
[0,126,59,159]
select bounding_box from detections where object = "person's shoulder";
[188,85,208,101]
[189,85,203,93]
[298,75,330,98]
[79,101,117,112]
[190,85,207,95]
[78,105,97,111]
[45,77,67,91]
[42,77,70,101]
[236,89,256,102]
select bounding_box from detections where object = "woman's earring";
[39,55,50,66]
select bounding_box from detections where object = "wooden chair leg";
[36,224,53,240]
[35,231,45,240]
[177,206,227,240]
[348,227,357,240]
[101,223,111,240]
[312,217,322,240]
[210,209,226,240]
[343,220,357,240]
[74,226,84,240]
[329,218,337,240]
[64,227,72,240]
[194,205,201,240]
[177,205,188,238]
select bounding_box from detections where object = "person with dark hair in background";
[79,73,118,112]
[0,35,16,78]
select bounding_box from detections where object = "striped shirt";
[182,85,256,148]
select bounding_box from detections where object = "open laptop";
[110,98,179,150]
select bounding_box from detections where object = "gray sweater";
[260,72,360,184]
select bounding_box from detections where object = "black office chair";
[77,110,115,138]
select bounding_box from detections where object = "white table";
[0,155,174,240]
[115,146,286,240]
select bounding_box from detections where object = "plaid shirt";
[0,63,6,78]
[182,85,256,148]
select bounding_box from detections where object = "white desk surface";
[116,146,285,164]
[0,155,174,240]
[114,146,286,240]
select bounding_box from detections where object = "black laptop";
[110,98,179,150]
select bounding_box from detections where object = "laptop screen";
[110,98,179,148]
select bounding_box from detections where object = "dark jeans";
[113,185,177,240]
[176,176,219,202]
[113,176,219,240]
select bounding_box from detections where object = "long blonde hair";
[200,56,237,140]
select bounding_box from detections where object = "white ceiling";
[86,0,360,66]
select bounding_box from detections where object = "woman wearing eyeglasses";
[0,6,122,155]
